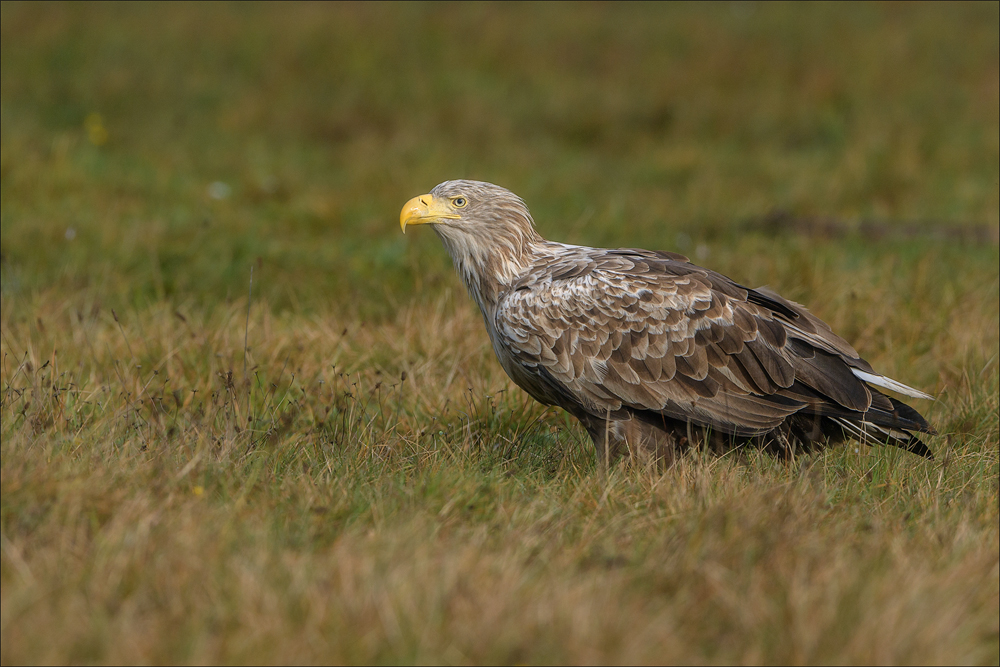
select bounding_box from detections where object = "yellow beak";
[399,194,459,233]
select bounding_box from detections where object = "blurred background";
[1,2,997,316]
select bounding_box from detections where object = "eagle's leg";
[578,412,684,468]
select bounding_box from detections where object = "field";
[1,2,998,664]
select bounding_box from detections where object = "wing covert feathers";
[493,245,934,450]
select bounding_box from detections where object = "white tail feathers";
[851,369,935,400]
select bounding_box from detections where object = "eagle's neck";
[434,225,544,312]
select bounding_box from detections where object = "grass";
[1,2,998,664]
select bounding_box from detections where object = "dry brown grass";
[2,276,998,663]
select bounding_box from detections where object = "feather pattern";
[404,180,935,463]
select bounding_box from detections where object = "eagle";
[400,180,935,465]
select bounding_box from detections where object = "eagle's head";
[400,180,542,302]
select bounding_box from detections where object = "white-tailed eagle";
[400,180,935,464]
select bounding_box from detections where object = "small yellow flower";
[84,112,108,146]
[193,485,204,497]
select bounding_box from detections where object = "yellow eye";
[452,197,467,208]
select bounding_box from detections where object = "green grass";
[2,2,998,664]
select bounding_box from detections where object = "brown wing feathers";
[496,248,933,451]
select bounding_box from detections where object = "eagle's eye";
[452,197,468,208]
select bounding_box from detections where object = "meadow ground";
[1,2,998,664]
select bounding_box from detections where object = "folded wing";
[493,248,933,450]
